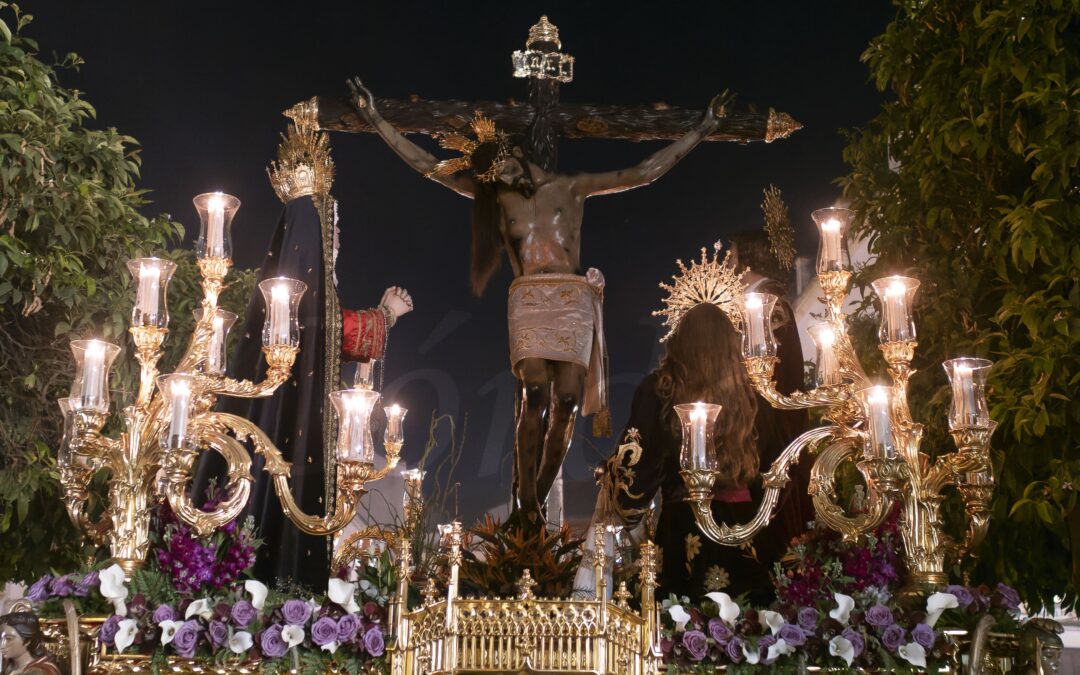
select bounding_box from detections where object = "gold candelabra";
[679,207,996,595]
[57,192,405,575]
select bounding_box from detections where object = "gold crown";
[427,111,511,184]
[653,243,747,342]
[267,97,335,203]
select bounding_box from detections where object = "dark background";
[31,1,895,522]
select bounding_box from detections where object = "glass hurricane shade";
[943,357,993,429]
[811,207,854,274]
[258,277,307,347]
[740,292,778,358]
[193,192,241,260]
[674,401,722,471]
[331,388,381,463]
[870,275,920,343]
[158,373,197,450]
[127,257,177,329]
[69,339,121,412]
[193,308,238,375]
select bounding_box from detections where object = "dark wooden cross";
[313,16,800,158]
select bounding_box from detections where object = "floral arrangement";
[154,493,258,594]
[660,583,1021,672]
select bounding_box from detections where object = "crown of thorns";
[427,112,512,184]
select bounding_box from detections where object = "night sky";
[32,1,896,522]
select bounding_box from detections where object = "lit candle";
[866,386,895,459]
[206,193,225,258]
[136,262,161,319]
[884,279,909,341]
[817,325,840,386]
[344,394,367,461]
[269,282,290,345]
[208,313,225,374]
[386,404,403,441]
[169,379,191,447]
[744,295,766,354]
[81,340,105,408]
[952,363,976,426]
[689,402,708,470]
[820,217,842,268]
[356,360,374,389]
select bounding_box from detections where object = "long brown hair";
[655,303,759,488]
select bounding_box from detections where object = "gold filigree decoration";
[428,111,511,183]
[761,184,795,271]
[653,244,747,342]
[684,533,702,574]
[527,15,561,49]
[267,97,335,203]
[704,565,730,592]
[765,107,802,143]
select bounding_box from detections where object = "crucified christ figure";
[349,77,733,524]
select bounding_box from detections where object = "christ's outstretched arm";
[573,91,736,198]
[348,77,476,198]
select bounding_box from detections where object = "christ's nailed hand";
[348,76,376,113]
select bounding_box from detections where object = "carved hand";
[347,76,378,117]
[380,286,414,323]
[706,89,738,125]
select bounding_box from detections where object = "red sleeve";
[341,308,387,362]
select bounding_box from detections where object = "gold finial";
[761,184,796,271]
[765,108,802,143]
[653,244,747,342]
[268,96,335,203]
[422,578,440,606]
[526,15,561,49]
[613,581,632,609]
[516,569,538,600]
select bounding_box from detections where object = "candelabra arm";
[818,270,871,388]
[58,465,109,546]
[130,326,168,407]
[685,426,835,545]
[746,356,854,411]
[809,436,894,540]
[201,345,299,399]
[161,426,253,537]
[362,441,404,483]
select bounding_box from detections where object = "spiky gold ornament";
[267,97,335,203]
[761,184,796,271]
[653,243,746,342]
[427,112,511,183]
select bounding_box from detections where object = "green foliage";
[839,1,1079,611]
[0,4,255,582]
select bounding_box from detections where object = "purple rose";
[311,617,338,646]
[842,627,865,658]
[75,571,99,597]
[725,636,745,663]
[230,600,256,628]
[153,604,177,624]
[99,615,122,647]
[779,623,807,647]
[208,620,229,649]
[866,604,894,628]
[946,585,975,608]
[173,620,201,659]
[995,583,1021,611]
[912,622,935,651]
[26,575,53,602]
[707,617,732,644]
[797,606,819,631]
[49,574,76,597]
[363,625,385,657]
[681,630,708,661]
[260,624,287,659]
[337,613,360,642]
[281,599,312,626]
[753,634,774,663]
[881,624,906,652]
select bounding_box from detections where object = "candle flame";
[818,325,835,347]
[389,403,402,416]
[867,386,889,406]
[744,294,763,310]
[86,340,106,358]
[689,401,708,422]
[171,379,191,397]
[212,314,224,330]
[139,263,160,280]
[822,218,841,232]
[886,278,907,298]
[271,283,289,303]
[208,192,225,211]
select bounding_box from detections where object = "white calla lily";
[328,578,361,613]
[759,609,785,635]
[228,631,253,655]
[829,592,855,624]
[704,592,740,625]
[320,640,340,654]
[98,564,129,616]
[667,604,692,632]
[185,598,213,620]
[767,638,795,662]
[281,625,305,648]
[245,580,269,611]
[158,619,183,645]
[925,591,959,627]
[898,642,927,668]
[742,641,760,665]
[115,619,138,653]
[829,635,855,666]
